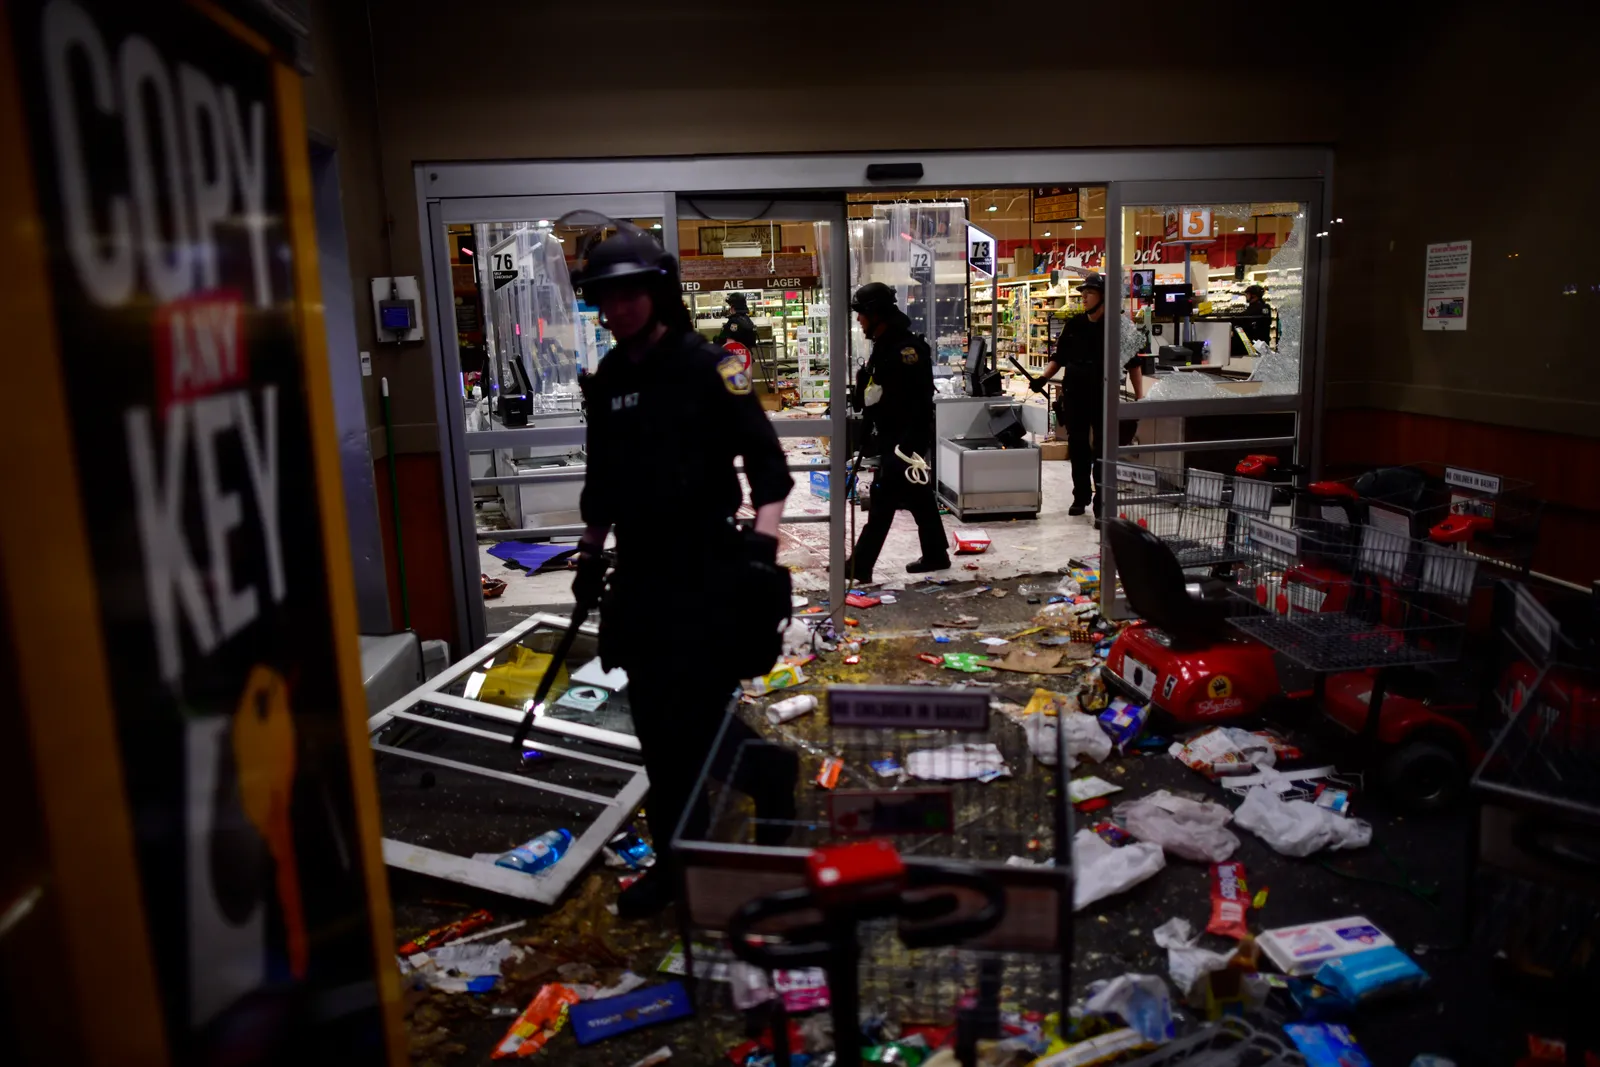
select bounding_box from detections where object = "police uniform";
[1050,312,1141,509]
[849,321,949,573]
[581,327,794,875]
[717,309,758,352]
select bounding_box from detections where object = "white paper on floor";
[906,742,1009,780]
[1115,790,1240,863]
[1073,828,1165,910]
[1082,974,1175,1044]
[1062,711,1113,768]
[1153,917,1236,996]
[1233,786,1372,856]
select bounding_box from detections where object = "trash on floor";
[1314,944,1428,1003]
[602,829,655,870]
[1257,916,1394,975]
[399,908,497,955]
[1073,828,1164,910]
[934,614,981,628]
[1097,698,1148,753]
[952,527,991,553]
[568,980,693,1045]
[1169,727,1299,778]
[765,693,819,725]
[491,982,580,1059]
[1207,862,1252,939]
[744,663,808,696]
[1082,974,1175,1044]
[980,648,1081,675]
[1068,775,1123,804]
[1153,917,1237,999]
[1114,790,1240,863]
[1062,712,1114,768]
[622,1048,673,1067]
[906,742,1009,781]
[407,938,523,993]
[845,593,882,608]
[1283,1022,1373,1067]
[1233,786,1372,856]
[941,652,992,673]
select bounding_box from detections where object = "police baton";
[507,600,593,754]
[1005,353,1041,388]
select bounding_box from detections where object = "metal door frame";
[416,149,1333,650]
[422,192,677,650]
[674,197,851,625]
[1099,177,1331,615]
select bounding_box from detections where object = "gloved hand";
[571,549,609,607]
[742,529,779,567]
[1029,376,1047,394]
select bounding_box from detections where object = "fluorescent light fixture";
[1074,224,1083,230]
[986,204,997,212]
[537,219,550,226]
[1135,230,1140,235]
[652,223,662,230]
[1042,231,1051,237]
[1236,226,1246,232]
[461,247,473,256]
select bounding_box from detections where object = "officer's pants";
[851,444,948,573]
[1065,410,1100,508]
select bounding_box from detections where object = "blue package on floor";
[568,980,693,1045]
[1314,945,1428,1002]
[1284,1022,1372,1067]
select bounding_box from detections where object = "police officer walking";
[716,291,759,352]
[570,223,798,919]
[1032,273,1142,516]
[843,282,950,584]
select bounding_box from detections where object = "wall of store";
[303,0,1600,640]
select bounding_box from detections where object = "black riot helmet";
[850,281,898,315]
[1079,272,1106,296]
[726,292,749,313]
[1245,284,1266,301]
[562,212,691,334]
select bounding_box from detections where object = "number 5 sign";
[1179,207,1212,240]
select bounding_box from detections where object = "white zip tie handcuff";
[894,444,931,484]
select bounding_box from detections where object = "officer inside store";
[843,282,951,584]
[570,223,799,919]
[716,291,759,352]
[1241,284,1273,346]
[1031,272,1143,517]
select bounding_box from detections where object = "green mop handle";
[381,377,412,631]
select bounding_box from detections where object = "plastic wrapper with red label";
[952,527,990,553]
[492,982,580,1059]
[398,908,495,955]
[1207,862,1251,939]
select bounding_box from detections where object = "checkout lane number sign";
[968,225,996,276]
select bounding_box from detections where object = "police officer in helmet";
[843,282,951,584]
[1032,272,1143,516]
[716,291,759,353]
[570,223,798,919]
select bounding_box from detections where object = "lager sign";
[3,1,401,1062]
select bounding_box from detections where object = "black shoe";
[616,866,678,920]
[750,748,799,847]
[1068,502,1089,516]
[906,556,952,574]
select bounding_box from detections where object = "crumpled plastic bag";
[1153,917,1236,997]
[1082,974,1174,1044]
[1114,790,1240,863]
[906,742,1008,780]
[1073,828,1165,911]
[1233,786,1372,856]
[1029,710,1113,769]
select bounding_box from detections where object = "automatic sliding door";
[676,199,849,616]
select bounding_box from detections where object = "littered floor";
[396,570,1544,1067]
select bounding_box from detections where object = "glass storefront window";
[1119,202,1306,402]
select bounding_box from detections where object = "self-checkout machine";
[934,223,1042,520]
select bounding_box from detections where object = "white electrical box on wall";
[371,276,424,343]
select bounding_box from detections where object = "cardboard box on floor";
[1040,440,1069,461]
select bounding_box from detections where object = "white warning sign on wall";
[1423,240,1471,331]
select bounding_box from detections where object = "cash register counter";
[933,395,1041,521]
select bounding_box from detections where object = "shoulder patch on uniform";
[717,353,752,395]
[900,346,919,364]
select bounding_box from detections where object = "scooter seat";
[1105,519,1234,648]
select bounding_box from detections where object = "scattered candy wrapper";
[491,982,580,1059]
[743,664,807,697]
[1068,775,1123,804]
[1253,888,1269,910]
[845,593,881,608]
[942,652,992,673]
[603,830,656,870]
[1314,945,1428,1003]
[773,968,830,1013]
[1207,862,1251,939]
[1098,698,1149,752]
[657,940,734,982]
[1283,1023,1372,1067]
[1032,1027,1144,1066]
[917,653,944,666]
[816,757,843,789]
[906,742,1008,781]
[399,908,495,956]
[843,655,861,665]
[568,981,693,1045]
[1314,784,1351,816]
[1092,820,1133,846]
[980,637,1010,647]
[623,1048,673,1067]
[870,757,904,777]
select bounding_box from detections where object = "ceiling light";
[537,219,550,226]
[1296,213,1304,218]
[1315,231,1329,238]
[1135,230,1140,236]
[1335,217,1344,223]
[1236,226,1246,232]
[985,204,998,212]
[1074,224,1083,230]
[460,247,473,256]
[652,223,662,230]
[1042,231,1051,237]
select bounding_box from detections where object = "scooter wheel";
[1379,739,1465,813]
